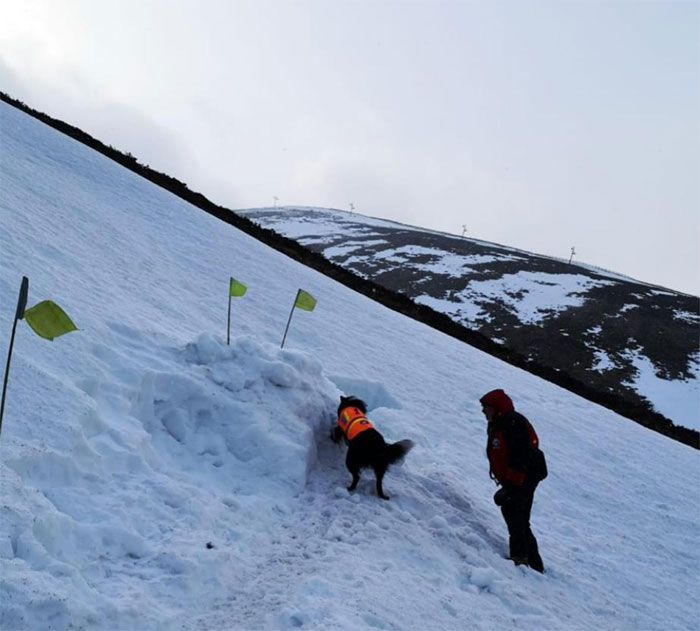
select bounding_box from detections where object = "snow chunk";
[469,567,501,589]
[140,334,340,493]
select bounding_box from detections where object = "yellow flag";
[294,289,317,312]
[23,301,78,341]
[229,278,247,297]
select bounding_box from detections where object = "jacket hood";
[479,389,514,416]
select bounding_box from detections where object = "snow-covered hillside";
[241,207,700,431]
[1,100,698,630]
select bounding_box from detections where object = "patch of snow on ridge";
[674,309,699,324]
[592,349,617,372]
[413,258,475,277]
[250,215,383,241]
[414,293,490,323]
[650,289,676,297]
[622,349,700,429]
[461,254,525,265]
[323,240,389,259]
[269,206,432,234]
[367,247,524,278]
[374,245,446,261]
[465,272,616,325]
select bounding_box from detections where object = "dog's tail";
[386,439,414,465]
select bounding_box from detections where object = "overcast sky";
[1,0,698,294]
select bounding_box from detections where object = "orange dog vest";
[337,406,374,441]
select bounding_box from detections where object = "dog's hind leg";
[346,451,361,492]
[374,464,390,500]
[347,471,360,492]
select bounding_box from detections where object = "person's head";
[479,389,514,422]
[481,404,497,422]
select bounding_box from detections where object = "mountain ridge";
[242,206,699,435]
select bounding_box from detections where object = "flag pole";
[280,289,300,349]
[227,277,232,346]
[1,276,29,436]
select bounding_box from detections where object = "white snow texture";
[0,101,698,630]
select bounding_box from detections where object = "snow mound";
[151,333,341,493]
[1,333,339,628]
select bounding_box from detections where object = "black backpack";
[525,421,548,482]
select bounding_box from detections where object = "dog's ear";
[338,395,367,415]
[338,395,354,416]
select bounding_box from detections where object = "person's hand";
[493,487,509,506]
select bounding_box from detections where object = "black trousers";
[500,483,544,573]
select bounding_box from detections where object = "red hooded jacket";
[481,389,539,487]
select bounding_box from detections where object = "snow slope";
[1,100,698,630]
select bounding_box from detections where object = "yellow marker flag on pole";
[23,300,78,341]
[2,279,79,437]
[294,289,317,312]
[227,277,248,345]
[281,289,317,348]
[229,278,248,297]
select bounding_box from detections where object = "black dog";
[331,395,413,500]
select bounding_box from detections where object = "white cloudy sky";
[1,0,698,295]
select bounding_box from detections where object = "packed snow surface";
[1,101,698,630]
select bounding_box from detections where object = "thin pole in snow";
[568,246,576,264]
[227,277,232,346]
[1,276,29,437]
[281,289,300,349]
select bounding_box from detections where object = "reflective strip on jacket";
[487,426,526,486]
[337,406,374,441]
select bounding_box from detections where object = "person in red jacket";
[480,389,547,573]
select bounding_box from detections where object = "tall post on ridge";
[568,246,576,265]
[1,276,29,436]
